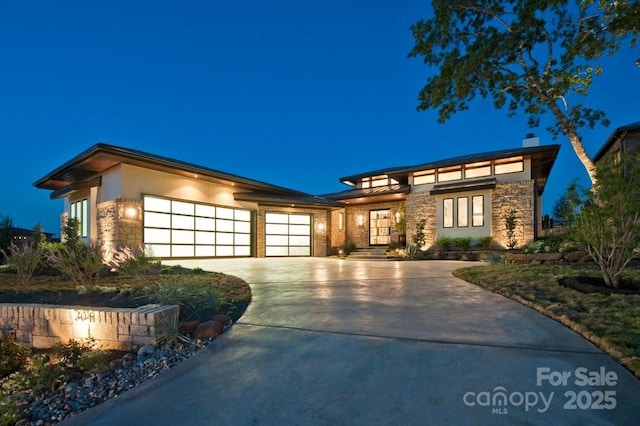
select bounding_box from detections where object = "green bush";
[436,237,453,251]
[453,237,472,250]
[2,242,41,285]
[0,334,31,379]
[47,242,104,286]
[145,276,219,321]
[107,245,161,276]
[475,236,493,249]
[340,241,357,256]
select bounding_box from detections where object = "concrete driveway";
[63,258,640,425]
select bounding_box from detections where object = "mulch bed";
[558,276,640,295]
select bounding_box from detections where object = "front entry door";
[369,209,391,246]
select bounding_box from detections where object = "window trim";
[457,197,469,228]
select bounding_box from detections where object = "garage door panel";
[265,213,312,257]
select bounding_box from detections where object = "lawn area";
[453,263,640,378]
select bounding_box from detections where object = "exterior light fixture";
[357,214,366,227]
[124,207,138,219]
[395,211,401,223]
[316,222,326,233]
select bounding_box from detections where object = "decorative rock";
[193,320,223,339]
[213,314,232,325]
[137,345,156,360]
[178,320,200,334]
[122,352,136,362]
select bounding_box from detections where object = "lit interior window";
[464,161,492,178]
[443,198,454,228]
[494,156,524,174]
[457,197,468,227]
[438,166,462,182]
[413,170,435,185]
[472,196,484,227]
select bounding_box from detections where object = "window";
[464,161,491,179]
[494,156,524,174]
[443,198,454,228]
[339,212,345,230]
[472,196,484,227]
[70,199,88,238]
[438,166,462,182]
[457,197,468,227]
[413,170,435,185]
[362,175,390,188]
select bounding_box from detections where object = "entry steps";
[347,247,390,260]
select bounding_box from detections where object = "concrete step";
[347,247,390,260]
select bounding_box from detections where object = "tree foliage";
[552,179,584,226]
[572,153,640,287]
[409,0,639,184]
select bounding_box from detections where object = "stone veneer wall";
[255,207,328,257]
[0,304,179,351]
[97,199,143,258]
[405,193,437,248]
[345,201,405,248]
[491,180,536,248]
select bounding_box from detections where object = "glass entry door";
[369,209,391,246]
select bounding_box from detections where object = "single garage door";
[265,212,311,256]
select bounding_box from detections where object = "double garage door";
[142,196,312,258]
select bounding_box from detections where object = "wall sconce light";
[357,214,366,227]
[316,222,326,233]
[395,211,401,223]
[124,207,138,219]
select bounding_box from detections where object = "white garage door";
[143,195,252,258]
[265,212,311,257]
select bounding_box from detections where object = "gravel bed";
[12,340,214,425]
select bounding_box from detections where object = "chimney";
[522,133,540,147]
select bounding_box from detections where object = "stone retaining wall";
[0,304,179,351]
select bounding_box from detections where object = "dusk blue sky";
[1,1,638,236]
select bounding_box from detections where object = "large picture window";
[143,195,251,258]
[70,199,88,238]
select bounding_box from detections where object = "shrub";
[0,333,31,379]
[411,219,427,249]
[106,245,161,276]
[145,276,219,321]
[340,241,357,256]
[503,208,519,249]
[475,236,493,250]
[436,237,453,251]
[2,242,41,285]
[47,242,104,286]
[453,237,472,250]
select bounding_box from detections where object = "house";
[33,144,340,259]
[593,121,640,164]
[34,139,559,259]
[323,136,559,250]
